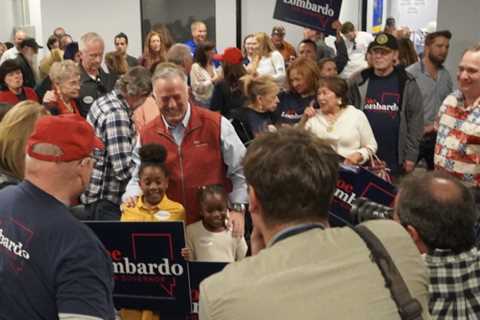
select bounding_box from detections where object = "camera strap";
[353,224,424,320]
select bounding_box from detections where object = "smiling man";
[434,44,480,206]
[123,63,248,234]
[349,32,423,180]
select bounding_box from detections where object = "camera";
[350,197,394,223]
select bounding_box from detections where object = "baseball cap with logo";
[213,47,243,65]
[20,38,43,50]
[368,33,398,52]
[271,26,286,36]
[26,114,103,162]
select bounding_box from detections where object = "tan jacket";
[200,220,431,320]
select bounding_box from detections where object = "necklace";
[323,108,344,132]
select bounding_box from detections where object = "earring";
[337,98,342,105]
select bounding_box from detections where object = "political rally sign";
[329,164,397,226]
[187,262,228,319]
[86,221,190,316]
[273,0,342,35]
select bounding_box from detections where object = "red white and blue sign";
[273,0,343,35]
[329,164,397,226]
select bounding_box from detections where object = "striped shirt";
[434,90,480,188]
[81,90,136,205]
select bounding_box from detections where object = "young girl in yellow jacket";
[120,143,185,320]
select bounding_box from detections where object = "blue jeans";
[85,199,121,221]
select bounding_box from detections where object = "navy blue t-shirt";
[363,71,401,173]
[244,108,275,136]
[0,181,115,319]
[273,91,315,125]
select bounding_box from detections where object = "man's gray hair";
[115,66,152,97]
[166,44,192,68]
[79,32,104,52]
[152,62,188,86]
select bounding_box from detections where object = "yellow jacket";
[121,195,185,222]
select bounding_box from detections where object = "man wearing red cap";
[0,114,115,320]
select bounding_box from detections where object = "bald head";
[396,171,477,253]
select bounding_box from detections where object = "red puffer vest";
[140,106,232,224]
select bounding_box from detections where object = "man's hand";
[250,227,266,255]
[423,124,435,135]
[403,160,415,173]
[228,210,245,238]
[122,196,138,208]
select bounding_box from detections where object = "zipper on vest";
[177,145,187,207]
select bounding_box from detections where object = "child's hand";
[181,247,191,261]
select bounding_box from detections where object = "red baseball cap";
[213,47,243,65]
[26,114,103,162]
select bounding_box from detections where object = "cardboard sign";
[273,0,343,35]
[329,164,397,226]
[187,262,228,320]
[86,221,190,316]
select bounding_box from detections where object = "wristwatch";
[230,203,246,214]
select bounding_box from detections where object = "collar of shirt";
[137,195,162,213]
[267,223,325,248]
[426,246,479,265]
[161,103,191,130]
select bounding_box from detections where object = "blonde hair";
[254,32,275,58]
[0,101,49,179]
[191,21,206,33]
[241,74,279,111]
[49,60,80,84]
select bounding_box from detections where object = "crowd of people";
[0,16,479,320]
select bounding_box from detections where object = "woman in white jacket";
[247,32,286,88]
[301,76,377,165]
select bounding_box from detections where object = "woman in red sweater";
[0,59,39,105]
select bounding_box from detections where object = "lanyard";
[270,223,325,246]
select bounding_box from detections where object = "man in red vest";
[123,63,247,233]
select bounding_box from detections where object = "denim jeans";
[84,199,121,221]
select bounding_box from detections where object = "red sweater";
[0,87,39,105]
[140,106,231,224]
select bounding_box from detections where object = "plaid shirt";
[426,247,480,319]
[81,89,136,205]
[434,90,480,188]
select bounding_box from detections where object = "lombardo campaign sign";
[86,221,190,316]
[329,164,397,226]
[273,0,343,35]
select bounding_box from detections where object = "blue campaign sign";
[187,262,228,320]
[329,164,397,226]
[273,0,343,35]
[86,221,190,316]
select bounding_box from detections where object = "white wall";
[389,0,438,31]
[39,0,142,58]
[0,0,16,42]
[242,0,361,49]
[215,0,237,52]
[437,0,480,86]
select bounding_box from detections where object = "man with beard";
[407,30,453,170]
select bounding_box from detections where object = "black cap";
[369,33,398,51]
[20,38,43,50]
